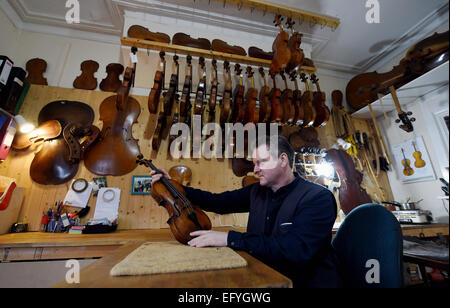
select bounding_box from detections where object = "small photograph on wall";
[92,177,107,197]
[392,136,435,183]
[131,175,152,195]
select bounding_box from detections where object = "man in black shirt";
[151,135,341,288]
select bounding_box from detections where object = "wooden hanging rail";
[121,37,317,73]
[213,0,340,30]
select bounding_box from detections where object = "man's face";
[252,145,282,187]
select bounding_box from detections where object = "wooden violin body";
[137,157,211,245]
[244,67,259,124]
[84,68,141,176]
[173,33,211,50]
[269,73,283,123]
[258,68,271,123]
[208,60,219,124]
[248,47,273,60]
[299,73,316,127]
[12,120,61,150]
[220,61,232,126]
[212,39,246,56]
[311,74,330,127]
[285,18,304,74]
[73,60,99,90]
[148,52,166,114]
[231,64,245,123]
[327,149,372,215]
[280,73,295,125]
[290,72,304,127]
[25,58,48,85]
[180,55,193,123]
[270,16,291,75]
[193,57,207,116]
[100,63,124,93]
[127,25,170,43]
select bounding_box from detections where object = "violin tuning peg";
[411,118,416,122]
[395,119,401,123]
[137,154,144,160]
[407,111,413,116]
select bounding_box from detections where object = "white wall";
[378,84,449,223]
[373,23,449,223]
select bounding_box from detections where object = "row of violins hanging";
[13,15,331,186]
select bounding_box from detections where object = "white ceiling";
[1,0,449,76]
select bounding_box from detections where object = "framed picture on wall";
[392,136,436,183]
[131,175,152,195]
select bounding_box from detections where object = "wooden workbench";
[0,224,447,262]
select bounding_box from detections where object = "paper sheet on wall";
[93,188,121,221]
[63,180,93,208]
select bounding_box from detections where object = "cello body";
[84,68,141,176]
[327,149,372,215]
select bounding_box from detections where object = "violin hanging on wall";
[280,72,295,126]
[256,68,271,123]
[207,59,219,124]
[310,74,330,128]
[148,52,166,114]
[327,149,372,215]
[231,64,245,124]
[270,15,291,76]
[244,66,259,125]
[100,63,124,93]
[299,73,316,127]
[284,18,304,74]
[219,61,232,126]
[24,58,48,85]
[84,67,141,176]
[73,60,99,90]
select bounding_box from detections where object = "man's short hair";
[255,135,295,169]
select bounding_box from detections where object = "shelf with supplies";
[121,37,317,73]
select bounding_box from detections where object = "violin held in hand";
[137,156,212,245]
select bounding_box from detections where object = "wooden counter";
[0,224,447,262]
[52,241,292,288]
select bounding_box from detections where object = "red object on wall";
[0,181,17,211]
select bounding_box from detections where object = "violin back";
[127,25,170,43]
[248,47,273,60]
[173,33,211,50]
[212,39,246,56]
[285,32,304,73]
[73,60,99,90]
[25,58,48,85]
[100,63,124,92]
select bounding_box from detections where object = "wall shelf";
[121,37,317,73]
[352,61,449,119]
